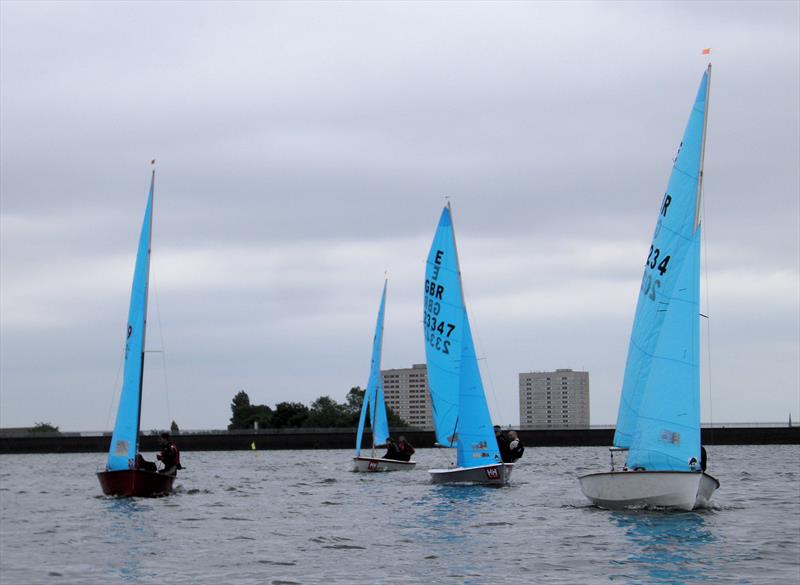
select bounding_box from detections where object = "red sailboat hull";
[97,469,175,497]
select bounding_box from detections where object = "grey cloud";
[1,1,798,430]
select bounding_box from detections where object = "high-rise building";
[381,364,434,430]
[519,369,590,429]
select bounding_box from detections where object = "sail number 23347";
[424,249,457,355]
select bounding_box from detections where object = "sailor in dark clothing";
[382,437,401,460]
[700,446,707,472]
[507,430,525,462]
[494,426,513,463]
[135,453,157,472]
[157,432,181,475]
[395,436,415,462]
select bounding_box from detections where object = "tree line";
[228,387,408,430]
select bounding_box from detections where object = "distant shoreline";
[1,426,797,454]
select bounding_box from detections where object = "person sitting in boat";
[494,426,513,463]
[700,446,707,472]
[507,430,525,462]
[395,436,415,462]
[135,453,157,472]
[381,437,400,460]
[157,432,181,475]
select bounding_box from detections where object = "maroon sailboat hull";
[97,469,175,497]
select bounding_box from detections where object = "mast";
[446,201,467,308]
[135,169,155,454]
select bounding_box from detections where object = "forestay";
[106,173,154,471]
[613,67,710,471]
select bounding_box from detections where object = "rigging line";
[152,282,172,428]
[104,345,126,433]
[701,192,714,444]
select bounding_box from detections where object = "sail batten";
[106,172,154,471]
[613,69,709,471]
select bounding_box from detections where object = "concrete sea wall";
[1,426,797,454]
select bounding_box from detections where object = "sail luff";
[106,172,154,471]
[694,64,712,233]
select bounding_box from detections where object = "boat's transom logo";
[485,467,500,480]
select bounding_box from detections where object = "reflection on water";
[411,485,497,584]
[610,511,717,584]
[103,498,159,582]
[414,484,493,541]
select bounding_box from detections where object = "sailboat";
[578,65,720,510]
[352,280,416,472]
[424,204,512,485]
[97,170,175,497]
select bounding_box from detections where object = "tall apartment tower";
[519,369,590,429]
[381,364,434,430]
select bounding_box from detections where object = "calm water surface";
[1,445,798,584]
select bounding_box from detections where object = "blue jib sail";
[355,280,390,455]
[614,67,710,471]
[455,313,501,468]
[106,173,154,471]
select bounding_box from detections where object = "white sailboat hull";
[578,470,719,511]
[428,462,513,485]
[352,456,416,472]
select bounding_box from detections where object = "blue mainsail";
[106,172,154,471]
[424,204,500,465]
[424,206,463,446]
[613,66,710,471]
[355,280,390,455]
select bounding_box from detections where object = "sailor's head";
[398,435,406,443]
[508,430,518,440]
[493,425,502,435]
[160,431,171,445]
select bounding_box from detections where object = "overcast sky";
[1,1,798,432]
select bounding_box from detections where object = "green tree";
[345,386,365,412]
[30,422,59,433]
[228,390,252,429]
[228,390,273,430]
[170,420,180,434]
[344,386,408,427]
[271,402,309,428]
[303,395,351,427]
[250,404,273,429]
